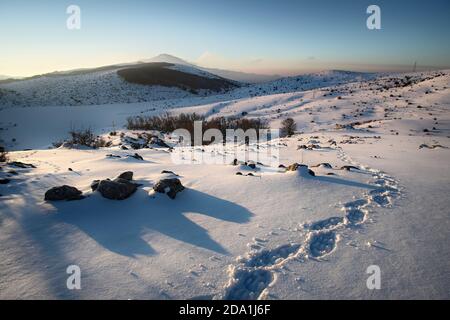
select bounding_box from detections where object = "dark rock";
[278,164,286,168]
[106,154,121,158]
[0,178,11,184]
[91,179,100,191]
[8,161,36,169]
[117,171,133,181]
[312,163,332,169]
[121,145,129,150]
[128,153,144,161]
[150,136,171,148]
[236,172,243,176]
[287,163,300,171]
[161,170,179,176]
[341,165,360,171]
[130,142,142,150]
[153,178,185,199]
[96,179,138,200]
[247,163,256,169]
[45,185,84,201]
[287,163,315,176]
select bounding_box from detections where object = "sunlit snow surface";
[0,69,449,299]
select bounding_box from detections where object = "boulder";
[117,171,133,181]
[161,170,178,176]
[153,178,185,199]
[91,179,100,191]
[96,178,138,200]
[247,162,256,169]
[45,185,84,201]
[287,163,300,171]
[287,163,315,176]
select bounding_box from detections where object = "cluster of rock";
[122,132,172,150]
[44,171,185,202]
[298,144,321,150]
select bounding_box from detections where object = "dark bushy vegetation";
[280,118,296,137]
[56,128,111,149]
[117,62,237,92]
[126,113,269,145]
[0,145,7,162]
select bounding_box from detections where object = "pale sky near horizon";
[1,0,450,77]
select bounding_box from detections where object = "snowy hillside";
[0,65,373,111]
[147,53,281,83]
[0,62,237,108]
[0,69,449,299]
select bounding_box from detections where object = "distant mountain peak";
[147,54,192,66]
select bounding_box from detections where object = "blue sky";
[1,0,449,76]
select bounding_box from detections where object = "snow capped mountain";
[146,53,281,83]
[145,53,192,66]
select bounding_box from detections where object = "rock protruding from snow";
[45,185,84,201]
[96,179,138,200]
[153,177,185,199]
[128,153,144,161]
[8,161,36,169]
[117,171,133,181]
[286,163,316,176]
[0,178,11,184]
[93,171,139,200]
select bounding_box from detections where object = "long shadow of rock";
[54,188,253,257]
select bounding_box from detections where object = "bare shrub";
[126,113,268,145]
[280,118,296,137]
[64,128,111,149]
[0,145,7,162]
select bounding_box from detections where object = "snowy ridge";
[0,65,373,108]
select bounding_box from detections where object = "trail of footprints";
[218,148,402,300]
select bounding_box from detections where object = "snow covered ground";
[0,69,449,299]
